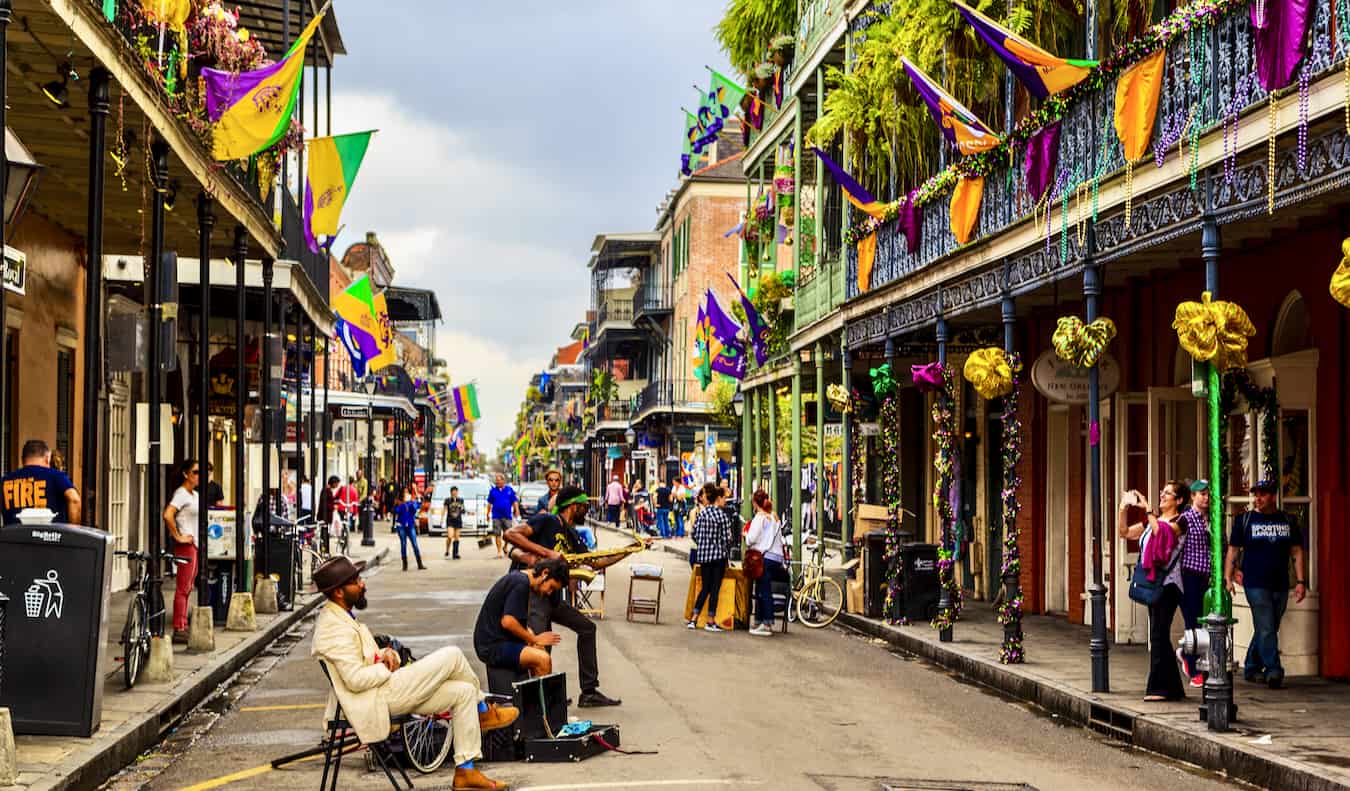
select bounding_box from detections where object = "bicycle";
[790,537,843,628]
[116,549,190,689]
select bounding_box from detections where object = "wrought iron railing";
[844,0,1344,301]
[596,298,634,326]
[597,400,635,424]
[635,379,711,417]
[635,283,672,316]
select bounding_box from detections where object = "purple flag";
[728,275,769,366]
[704,288,743,349]
[1025,121,1061,202]
[895,190,921,254]
[1251,0,1313,91]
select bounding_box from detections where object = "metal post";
[840,336,852,558]
[0,0,9,474]
[232,227,248,591]
[308,318,316,531]
[361,395,375,546]
[1085,222,1110,692]
[81,67,110,522]
[196,192,214,605]
[768,379,779,515]
[814,342,825,544]
[1001,281,1022,658]
[260,258,275,579]
[790,359,803,578]
[320,334,330,556]
[752,386,762,498]
[289,301,301,514]
[936,311,953,642]
[740,386,752,521]
[147,140,169,636]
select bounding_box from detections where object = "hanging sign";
[3,246,25,295]
[339,405,370,419]
[1030,350,1121,404]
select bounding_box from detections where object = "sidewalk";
[7,529,395,791]
[604,520,1350,790]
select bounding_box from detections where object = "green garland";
[995,356,1025,664]
[1220,370,1280,487]
[840,0,1251,248]
[930,364,961,632]
[880,394,908,625]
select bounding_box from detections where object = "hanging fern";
[715,0,797,77]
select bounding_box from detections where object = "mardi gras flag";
[728,274,768,366]
[332,274,380,378]
[693,304,713,390]
[900,57,1001,156]
[707,69,748,119]
[704,289,747,379]
[304,131,374,253]
[811,147,888,219]
[453,384,482,424]
[366,290,397,372]
[682,111,711,176]
[953,1,1095,99]
[201,7,326,160]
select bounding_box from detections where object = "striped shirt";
[691,505,735,563]
[1177,507,1211,575]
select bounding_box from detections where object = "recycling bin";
[0,523,114,736]
[900,542,941,623]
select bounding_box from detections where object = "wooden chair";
[626,567,664,623]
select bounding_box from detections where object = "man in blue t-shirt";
[2,439,81,525]
[485,473,519,560]
[1224,478,1307,688]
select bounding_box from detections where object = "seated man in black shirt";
[474,558,568,677]
[504,486,626,708]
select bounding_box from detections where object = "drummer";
[504,486,624,708]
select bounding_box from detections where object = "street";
[105,532,1234,791]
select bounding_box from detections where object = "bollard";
[0,592,7,697]
[1201,611,1238,730]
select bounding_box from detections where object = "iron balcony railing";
[635,379,712,417]
[634,283,673,316]
[597,400,635,424]
[596,298,634,326]
[845,0,1347,301]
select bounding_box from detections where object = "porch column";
[768,378,779,513]
[231,226,248,591]
[361,398,375,547]
[290,301,302,511]
[146,139,169,636]
[260,258,275,579]
[740,385,752,521]
[321,334,330,556]
[936,314,953,643]
[814,342,825,544]
[840,336,852,558]
[1085,223,1110,693]
[1001,283,1023,659]
[790,359,803,577]
[196,192,214,604]
[0,0,10,473]
[308,317,316,523]
[752,385,762,498]
[81,66,110,522]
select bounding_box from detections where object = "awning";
[310,388,418,420]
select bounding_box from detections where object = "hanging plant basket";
[752,62,776,93]
[770,34,795,67]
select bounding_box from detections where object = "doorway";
[1044,406,1070,614]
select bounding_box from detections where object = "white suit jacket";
[312,599,393,744]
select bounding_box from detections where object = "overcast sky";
[328,2,732,454]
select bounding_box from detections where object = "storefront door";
[1044,406,1070,614]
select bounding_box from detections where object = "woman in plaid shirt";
[1176,479,1212,686]
[688,483,735,632]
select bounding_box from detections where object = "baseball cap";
[1250,478,1278,493]
[1190,479,1210,493]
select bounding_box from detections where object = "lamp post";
[360,377,376,547]
[623,426,636,491]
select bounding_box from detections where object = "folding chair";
[313,660,415,791]
[573,569,606,619]
[626,565,664,623]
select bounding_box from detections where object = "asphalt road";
[105,529,1238,791]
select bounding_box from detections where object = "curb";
[39,546,390,791]
[834,610,1346,791]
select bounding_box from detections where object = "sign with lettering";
[1030,350,1121,405]
[4,246,25,295]
[339,405,370,419]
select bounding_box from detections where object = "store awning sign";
[1030,349,1121,404]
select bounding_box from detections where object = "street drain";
[880,777,1036,782]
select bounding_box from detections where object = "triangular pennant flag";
[856,232,878,293]
[1114,48,1167,162]
[953,1,1095,99]
[901,57,1001,156]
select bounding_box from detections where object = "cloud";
[435,328,537,454]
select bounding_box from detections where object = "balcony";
[596,297,634,328]
[596,400,635,427]
[844,0,1346,303]
[795,255,846,332]
[634,379,713,421]
[796,0,847,70]
[634,282,673,319]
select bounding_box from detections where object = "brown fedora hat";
[313,556,367,593]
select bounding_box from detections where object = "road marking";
[176,763,274,790]
[237,703,326,712]
[518,777,766,782]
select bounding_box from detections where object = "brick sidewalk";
[6,530,395,791]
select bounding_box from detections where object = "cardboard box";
[846,577,865,614]
[854,503,892,542]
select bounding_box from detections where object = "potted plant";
[770,34,795,68]
[752,62,776,93]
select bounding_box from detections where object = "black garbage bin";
[0,522,114,736]
[255,521,297,611]
[863,530,912,619]
[208,564,234,625]
[900,542,941,623]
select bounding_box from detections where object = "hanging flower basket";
[752,62,776,93]
[770,34,795,68]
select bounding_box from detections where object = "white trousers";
[384,646,482,766]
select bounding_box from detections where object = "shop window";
[1270,291,1313,357]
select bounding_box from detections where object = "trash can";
[256,528,297,611]
[0,522,114,736]
[900,542,941,623]
[208,564,234,625]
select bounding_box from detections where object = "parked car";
[427,478,492,536]
[518,482,550,516]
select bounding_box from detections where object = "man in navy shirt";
[473,558,567,677]
[1225,478,1307,689]
[2,439,80,524]
[486,473,519,560]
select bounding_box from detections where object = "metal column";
[814,342,825,543]
[936,309,953,642]
[790,359,803,577]
[146,140,169,636]
[196,192,214,604]
[840,336,852,557]
[232,227,248,591]
[81,67,110,522]
[767,380,778,512]
[1085,223,1110,693]
[260,258,275,577]
[0,1,10,473]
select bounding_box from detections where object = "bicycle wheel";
[795,576,843,629]
[400,714,451,773]
[338,523,350,555]
[122,595,149,689]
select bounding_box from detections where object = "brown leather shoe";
[478,703,518,732]
[453,766,509,790]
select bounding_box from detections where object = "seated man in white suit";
[311,556,516,791]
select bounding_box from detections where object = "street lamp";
[360,377,376,547]
[732,390,744,417]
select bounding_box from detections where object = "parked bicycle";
[789,535,843,628]
[117,549,189,689]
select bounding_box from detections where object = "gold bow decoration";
[1051,316,1117,368]
[826,383,852,413]
[1330,237,1350,308]
[963,347,1014,400]
[1172,291,1256,371]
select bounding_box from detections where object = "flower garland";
[995,355,1026,664]
[880,394,908,625]
[850,388,867,547]
[929,364,961,632]
[840,0,1251,247]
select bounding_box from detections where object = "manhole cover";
[880,777,1036,782]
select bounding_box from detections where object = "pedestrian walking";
[1176,479,1213,685]
[1118,481,1188,701]
[163,459,201,644]
[1,439,81,524]
[631,479,653,535]
[537,469,562,514]
[673,479,689,538]
[604,475,626,528]
[487,473,519,560]
[746,489,787,636]
[654,478,674,539]
[298,474,313,522]
[394,490,426,571]
[1225,478,1308,689]
[688,483,734,632]
[444,485,465,558]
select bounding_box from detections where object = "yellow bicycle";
[791,539,842,628]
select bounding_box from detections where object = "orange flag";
[950,176,984,245]
[1114,49,1167,162]
[856,232,878,293]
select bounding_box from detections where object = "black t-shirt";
[1230,509,1305,590]
[474,571,532,655]
[655,486,673,509]
[509,512,580,571]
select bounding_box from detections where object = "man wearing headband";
[504,485,623,708]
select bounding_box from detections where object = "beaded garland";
[995,355,1026,664]
[929,364,961,633]
[880,394,908,625]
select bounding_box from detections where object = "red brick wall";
[671,189,747,384]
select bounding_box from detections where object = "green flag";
[707,69,748,119]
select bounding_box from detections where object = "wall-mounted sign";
[858,422,881,437]
[1030,350,1121,404]
[339,405,370,419]
[4,246,25,296]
